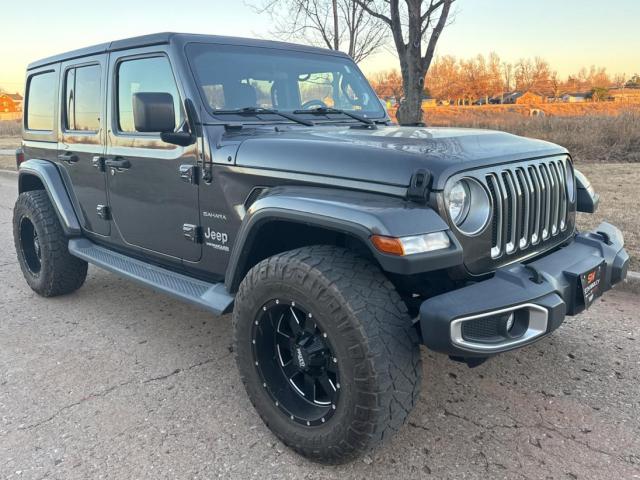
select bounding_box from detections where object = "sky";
[1,0,638,93]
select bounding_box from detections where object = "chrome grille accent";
[487,158,570,259]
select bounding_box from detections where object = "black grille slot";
[486,158,570,259]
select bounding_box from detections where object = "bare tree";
[355,0,455,124]
[370,70,403,98]
[501,62,513,93]
[425,55,460,104]
[252,0,388,62]
[613,73,627,89]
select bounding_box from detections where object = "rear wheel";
[13,190,87,297]
[233,245,422,463]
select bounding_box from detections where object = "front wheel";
[233,246,422,463]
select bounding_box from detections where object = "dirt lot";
[1,171,639,479]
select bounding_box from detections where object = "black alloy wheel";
[19,216,42,275]
[252,299,340,426]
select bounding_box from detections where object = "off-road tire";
[13,190,87,296]
[233,245,422,464]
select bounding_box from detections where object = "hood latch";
[407,169,431,203]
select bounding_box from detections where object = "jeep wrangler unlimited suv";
[14,33,629,463]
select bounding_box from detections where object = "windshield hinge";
[224,122,244,131]
[407,169,431,203]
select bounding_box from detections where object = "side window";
[26,71,56,131]
[117,56,182,133]
[65,64,101,131]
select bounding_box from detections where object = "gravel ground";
[0,172,639,480]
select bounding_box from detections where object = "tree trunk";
[397,56,425,125]
[354,0,453,124]
[332,0,339,51]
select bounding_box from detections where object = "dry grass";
[0,135,20,171]
[576,163,639,270]
[424,108,640,163]
[0,120,22,137]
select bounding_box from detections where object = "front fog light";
[371,232,450,256]
[505,313,515,332]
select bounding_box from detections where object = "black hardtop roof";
[28,32,349,70]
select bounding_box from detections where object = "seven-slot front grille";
[486,158,570,259]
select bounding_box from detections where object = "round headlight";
[448,181,470,224]
[446,178,491,235]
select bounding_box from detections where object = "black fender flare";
[224,186,463,292]
[18,159,81,236]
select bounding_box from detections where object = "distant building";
[501,91,544,105]
[609,88,640,103]
[0,92,23,112]
[562,92,589,103]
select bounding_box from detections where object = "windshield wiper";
[293,106,374,126]
[215,107,314,127]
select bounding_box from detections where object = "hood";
[230,125,568,190]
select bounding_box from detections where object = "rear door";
[105,49,201,262]
[57,55,109,236]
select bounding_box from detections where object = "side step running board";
[68,238,234,316]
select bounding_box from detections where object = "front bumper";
[419,222,629,357]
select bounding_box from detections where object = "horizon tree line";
[371,53,639,105]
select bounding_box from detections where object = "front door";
[105,50,201,262]
[58,55,109,236]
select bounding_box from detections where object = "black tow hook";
[449,356,488,368]
[524,265,545,284]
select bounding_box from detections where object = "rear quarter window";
[26,71,56,131]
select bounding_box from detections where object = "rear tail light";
[16,148,25,168]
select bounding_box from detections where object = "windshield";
[186,43,385,120]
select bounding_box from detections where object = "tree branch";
[353,0,392,26]
[421,0,454,71]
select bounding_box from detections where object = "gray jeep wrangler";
[14,33,629,463]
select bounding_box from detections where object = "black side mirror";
[132,92,176,133]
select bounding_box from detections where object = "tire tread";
[233,245,422,463]
[13,190,87,297]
